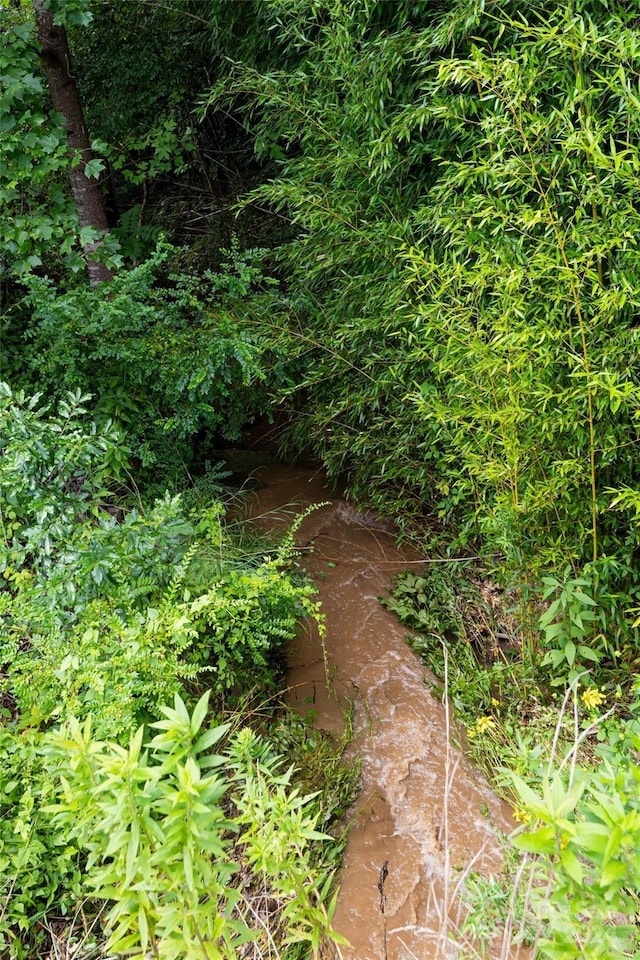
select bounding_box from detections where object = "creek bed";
[247,461,521,960]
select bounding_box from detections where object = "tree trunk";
[33,0,114,286]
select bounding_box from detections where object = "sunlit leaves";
[45,696,340,959]
[204,0,640,582]
[509,743,640,960]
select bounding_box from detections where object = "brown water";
[248,463,521,960]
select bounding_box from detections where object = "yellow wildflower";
[581,687,606,710]
[513,807,531,825]
[491,697,500,707]
[559,836,569,850]
[475,716,495,734]
[467,728,476,739]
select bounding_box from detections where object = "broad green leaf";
[189,690,211,737]
[560,848,584,884]
[83,158,105,180]
[196,724,230,757]
[511,826,556,855]
[577,645,600,662]
[600,859,628,887]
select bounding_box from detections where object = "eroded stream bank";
[247,462,517,960]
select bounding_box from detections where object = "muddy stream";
[246,461,520,960]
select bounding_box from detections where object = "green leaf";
[572,591,596,606]
[577,645,600,662]
[560,848,584,884]
[511,825,556,854]
[138,905,149,949]
[183,844,194,890]
[195,724,230,756]
[189,690,210,737]
[572,823,610,855]
[172,693,191,728]
[508,777,536,811]
[602,826,623,867]
[83,158,105,180]
[600,859,628,887]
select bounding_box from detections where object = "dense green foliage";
[1,18,80,276]
[385,561,640,957]
[207,0,640,581]
[0,386,334,958]
[3,242,281,481]
[3,0,640,956]
[509,705,640,960]
[46,696,342,960]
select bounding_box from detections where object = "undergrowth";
[384,562,640,958]
[0,384,350,960]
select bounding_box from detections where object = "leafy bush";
[0,18,79,278]
[538,560,640,689]
[381,565,518,731]
[1,383,320,730]
[2,530,320,740]
[0,728,83,960]
[2,242,281,486]
[0,3,124,284]
[0,385,326,956]
[402,2,640,577]
[203,0,433,510]
[207,0,640,595]
[1,383,181,610]
[45,693,344,960]
[507,683,640,959]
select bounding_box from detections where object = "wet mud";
[247,463,521,960]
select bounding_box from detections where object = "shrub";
[0,727,83,960]
[507,682,640,959]
[2,241,282,485]
[0,385,325,956]
[45,693,344,960]
[207,0,640,593]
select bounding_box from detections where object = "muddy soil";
[247,462,521,960]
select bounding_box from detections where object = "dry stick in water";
[378,860,389,960]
